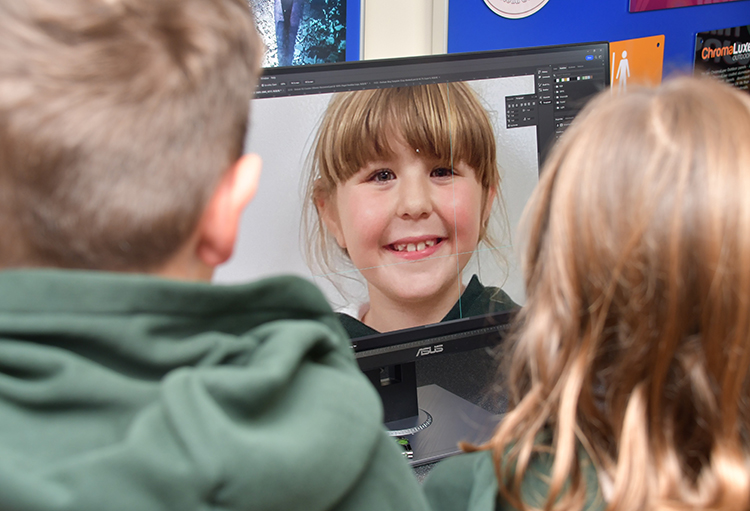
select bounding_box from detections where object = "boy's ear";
[195,153,262,268]
[315,193,347,249]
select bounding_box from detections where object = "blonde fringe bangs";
[313,82,499,193]
[484,78,750,511]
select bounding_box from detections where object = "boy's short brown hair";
[0,0,262,270]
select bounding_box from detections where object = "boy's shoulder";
[0,270,336,326]
[424,450,499,511]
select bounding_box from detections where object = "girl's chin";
[386,284,462,307]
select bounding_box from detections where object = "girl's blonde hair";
[486,77,750,511]
[303,82,505,280]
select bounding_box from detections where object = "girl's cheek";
[437,183,470,213]
[451,184,485,243]
[343,195,389,236]
[354,192,386,218]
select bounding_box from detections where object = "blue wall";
[448,1,750,72]
[345,0,361,61]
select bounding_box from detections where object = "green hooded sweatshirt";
[0,270,429,511]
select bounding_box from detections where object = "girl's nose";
[396,174,433,219]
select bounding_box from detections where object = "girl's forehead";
[365,124,449,159]
[325,98,495,186]
[377,129,421,154]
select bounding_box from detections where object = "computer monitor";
[215,42,610,465]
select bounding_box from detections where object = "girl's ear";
[315,192,347,249]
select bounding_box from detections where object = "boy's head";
[0,0,262,273]
[305,82,502,278]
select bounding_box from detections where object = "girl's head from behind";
[494,77,750,511]
[305,82,504,325]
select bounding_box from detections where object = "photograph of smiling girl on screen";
[304,83,519,337]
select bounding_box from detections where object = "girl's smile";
[386,236,445,260]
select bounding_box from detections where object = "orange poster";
[610,35,665,94]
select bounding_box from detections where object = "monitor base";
[384,384,502,467]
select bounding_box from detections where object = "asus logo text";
[416,344,444,357]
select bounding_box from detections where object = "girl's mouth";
[386,237,445,257]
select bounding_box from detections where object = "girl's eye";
[369,169,396,183]
[431,167,454,179]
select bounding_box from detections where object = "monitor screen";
[215,42,609,464]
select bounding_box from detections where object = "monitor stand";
[385,384,501,467]
[365,362,501,467]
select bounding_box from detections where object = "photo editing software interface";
[216,42,609,465]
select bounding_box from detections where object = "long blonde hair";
[487,77,750,511]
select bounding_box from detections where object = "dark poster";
[695,25,750,92]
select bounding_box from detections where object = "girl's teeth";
[394,240,437,252]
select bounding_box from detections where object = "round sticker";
[483,0,550,19]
